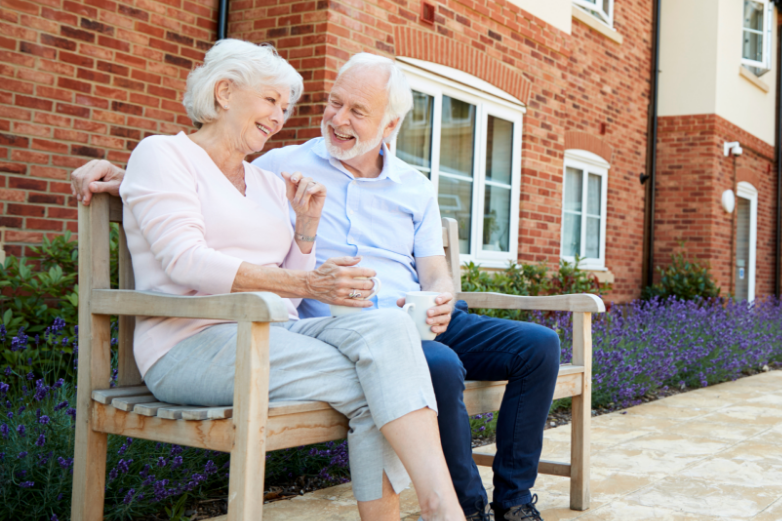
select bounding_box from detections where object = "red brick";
[77,67,111,83]
[28,192,65,204]
[98,35,130,52]
[80,17,115,35]
[60,50,95,67]
[111,101,143,116]
[37,86,72,102]
[56,102,90,118]
[26,218,64,231]
[53,128,89,142]
[12,121,50,137]
[118,4,149,21]
[0,216,22,227]
[0,132,28,147]
[15,95,53,111]
[2,0,39,15]
[96,60,129,76]
[10,149,49,163]
[63,0,97,18]
[29,165,68,179]
[0,188,25,201]
[58,77,92,93]
[61,25,96,43]
[48,206,77,218]
[31,138,70,153]
[9,179,47,192]
[34,113,72,128]
[19,41,56,59]
[71,144,105,158]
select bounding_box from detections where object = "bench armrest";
[91,289,290,322]
[456,292,605,313]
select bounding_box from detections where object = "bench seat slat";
[111,394,157,411]
[92,385,150,404]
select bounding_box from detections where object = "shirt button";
[351,180,356,185]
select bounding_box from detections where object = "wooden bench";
[71,194,604,520]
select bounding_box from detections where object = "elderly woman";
[118,39,463,521]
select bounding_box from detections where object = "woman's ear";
[214,79,233,111]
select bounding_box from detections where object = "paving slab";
[261,371,782,520]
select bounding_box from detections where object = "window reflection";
[438,176,472,253]
[396,91,434,177]
[483,116,514,252]
[440,96,476,177]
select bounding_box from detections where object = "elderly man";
[70,52,559,521]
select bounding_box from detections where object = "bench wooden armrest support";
[91,289,290,323]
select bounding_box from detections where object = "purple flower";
[39,415,50,424]
[6,411,12,419]
[117,458,133,473]
[108,468,118,481]
[171,455,183,469]
[54,400,69,412]
[26,372,34,381]
[123,488,136,504]
[53,378,64,389]
[51,515,59,521]
[204,460,218,475]
[18,405,25,414]
[19,481,34,488]
[57,456,73,469]
[3,367,10,376]
[66,408,76,420]
[16,424,25,436]
[18,451,28,458]
[0,423,7,438]
[0,382,8,395]
[157,457,167,467]
[35,433,46,447]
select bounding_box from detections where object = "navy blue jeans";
[423,300,560,515]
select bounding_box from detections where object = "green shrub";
[642,251,721,301]
[0,228,120,335]
[461,256,611,320]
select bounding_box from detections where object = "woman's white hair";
[183,39,303,129]
[337,53,414,142]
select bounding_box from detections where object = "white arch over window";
[736,181,758,302]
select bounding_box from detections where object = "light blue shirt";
[253,137,445,318]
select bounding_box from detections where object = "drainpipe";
[642,0,662,288]
[217,0,229,41]
[776,7,782,298]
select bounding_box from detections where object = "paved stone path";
[262,370,782,520]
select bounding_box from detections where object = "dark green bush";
[642,251,721,301]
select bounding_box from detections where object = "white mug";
[329,277,382,317]
[402,291,439,341]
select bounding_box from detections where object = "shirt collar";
[313,138,401,184]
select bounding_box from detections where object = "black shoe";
[465,503,494,521]
[492,495,543,521]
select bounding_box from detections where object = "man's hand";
[70,159,126,205]
[397,291,454,335]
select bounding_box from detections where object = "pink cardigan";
[120,132,315,377]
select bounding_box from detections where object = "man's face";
[321,67,395,161]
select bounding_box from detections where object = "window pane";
[564,167,583,212]
[563,213,581,257]
[440,96,476,177]
[438,176,473,254]
[586,216,600,258]
[743,1,764,62]
[744,0,764,30]
[485,116,513,185]
[483,185,511,252]
[587,173,601,216]
[396,91,434,177]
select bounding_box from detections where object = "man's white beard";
[321,119,385,161]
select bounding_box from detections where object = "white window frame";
[392,60,525,268]
[573,0,614,27]
[736,181,758,302]
[561,150,609,270]
[741,0,773,73]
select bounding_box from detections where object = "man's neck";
[338,143,385,179]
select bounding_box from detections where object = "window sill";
[572,5,623,45]
[739,66,770,93]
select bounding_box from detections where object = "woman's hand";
[281,171,326,222]
[305,257,377,307]
[70,159,126,204]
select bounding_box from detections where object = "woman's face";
[220,83,290,154]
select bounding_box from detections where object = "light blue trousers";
[144,308,437,501]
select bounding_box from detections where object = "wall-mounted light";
[722,189,736,213]
[723,141,743,157]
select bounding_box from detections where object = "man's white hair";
[337,53,414,142]
[183,39,303,129]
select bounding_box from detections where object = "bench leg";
[570,312,592,511]
[227,322,271,521]
[71,419,109,521]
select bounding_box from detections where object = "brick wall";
[231,0,655,302]
[655,114,777,298]
[0,0,218,256]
